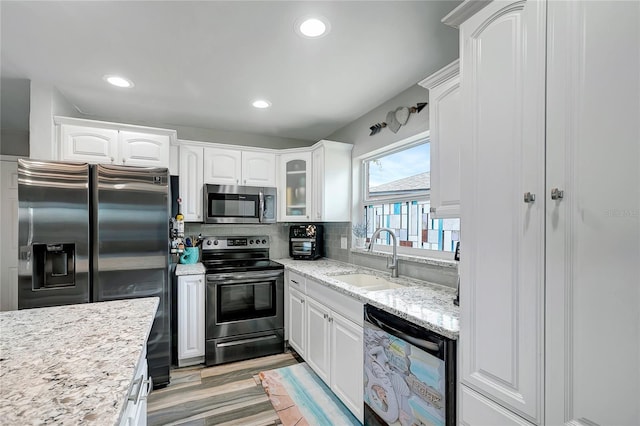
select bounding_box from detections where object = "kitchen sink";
[332,273,407,291]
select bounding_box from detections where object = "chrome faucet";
[368,227,399,278]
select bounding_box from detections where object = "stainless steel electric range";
[201,236,285,366]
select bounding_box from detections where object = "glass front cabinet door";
[280,152,312,221]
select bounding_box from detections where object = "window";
[365,143,430,201]
[360,139,460,254]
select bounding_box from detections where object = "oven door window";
[208,194,259,219]
[292,241,314,256]
[217,281,276,322]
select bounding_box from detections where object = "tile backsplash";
[186,221,457,288]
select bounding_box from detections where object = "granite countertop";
[0,298,158,425]
[275,258,459,340]
[175,262,206,276]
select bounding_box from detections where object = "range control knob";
[262,239,267,244]
[250,240,254,244]
[206,240,212,246]
[213,240,219,245]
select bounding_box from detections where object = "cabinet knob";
[122,158,126,164]
[110,157,115,163]
[301,299,305,304]
[523,192,536,203]
[323,313,328,319]
[551,188,564,200]
[430,207,436,214]
[328,317,333,323]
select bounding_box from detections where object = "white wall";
[327,84,430,158]
[29,81,80,159]
[0,78,30,156]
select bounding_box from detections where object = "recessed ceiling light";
[103,75,134,88]
[252,99,271,109]
[296,16,330,38]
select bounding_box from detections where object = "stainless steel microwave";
[204,184,277,224]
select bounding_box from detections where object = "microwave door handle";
[258,191,264,223]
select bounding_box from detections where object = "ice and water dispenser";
[31,243,76,289]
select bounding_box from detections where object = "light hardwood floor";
[147,352,300,426]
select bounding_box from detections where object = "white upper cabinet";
[203,147,242,185]
[458,0,546,423]
[419,60,461,218]
[55,117,174,168]
[203,147,276,187]
[279,152,312,221]
[119,131,171,168]
[60,124,119,164]
[311,141,352,222]
[279,140,352,222]
[179,144,204,222]
[242,151,276,186]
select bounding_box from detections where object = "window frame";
[362,138,430,204]
[354,130,457,260]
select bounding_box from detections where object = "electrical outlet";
[340,236,347,249]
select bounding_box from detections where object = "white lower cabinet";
[305,296,331,383]
[177,274,205,366]
[329,310,364,419]
[460,385,535,426]
[287,287,306,357]
[284,271,364,422]
[120,348,150,426]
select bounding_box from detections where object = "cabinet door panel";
[421,61,462,219]
[179,145,204,222]
[459,0,546,422]
[242,152,276,186]
[311,146,324,221]
[287,288,306,357]
[178,275,205,361]
[460,385,535,426]
[330,311,363,422]
[61,125,118,164]
[279,152,311,221]
[119,131,170,167]
[545,1,640,425]
[203,148,241,185]
[305,296,330,383]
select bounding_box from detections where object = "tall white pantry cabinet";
[452,0,639,425]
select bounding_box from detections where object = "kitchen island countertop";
[0,297,158,425]
[275,258,459,339]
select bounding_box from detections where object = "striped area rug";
[147,353,301,425]
[259,363,361,426]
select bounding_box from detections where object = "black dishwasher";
[363,304,456,426]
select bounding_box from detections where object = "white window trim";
[353,130,456,261]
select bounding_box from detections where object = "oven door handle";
[207,270,283,283]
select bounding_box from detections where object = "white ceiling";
[1,1,460,143]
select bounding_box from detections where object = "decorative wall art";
[369,102,428,136]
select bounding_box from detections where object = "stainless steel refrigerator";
[17,159,171,388]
